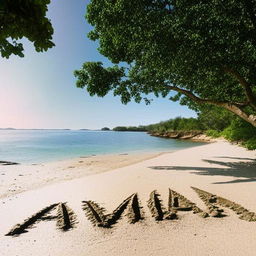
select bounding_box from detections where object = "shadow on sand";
[149,156,256,184]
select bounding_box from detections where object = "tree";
[74,0,256,127]
[0,0,54,58]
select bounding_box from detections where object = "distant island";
[101,127,110,131]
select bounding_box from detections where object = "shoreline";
[148,130,218,142]
[0,151,167,199]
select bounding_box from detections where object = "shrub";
[206,130,221,138]
[221,118,256,141]
[243,138,256,150]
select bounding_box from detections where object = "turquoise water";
[0,130,205,163]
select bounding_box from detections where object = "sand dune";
[1,141,256,256]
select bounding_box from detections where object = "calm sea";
[0,130,205,163]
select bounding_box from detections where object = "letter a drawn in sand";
[6,202,77,236]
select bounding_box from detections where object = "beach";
[1,141,256,256]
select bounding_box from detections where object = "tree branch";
[165,85,247,107]
[223,67,256,110]
[165,84,256,127]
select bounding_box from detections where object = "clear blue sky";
[0,0,196,129]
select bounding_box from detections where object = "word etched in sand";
[6,187,256,237]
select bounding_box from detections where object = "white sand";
[0,152,162,199]
[0,141,256,256]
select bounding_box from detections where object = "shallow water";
[0,130,205,163]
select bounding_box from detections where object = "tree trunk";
[220,103,256,127]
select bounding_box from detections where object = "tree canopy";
[0,0,54,58]
[74,0,256,127]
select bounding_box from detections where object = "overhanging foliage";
[75,0,256,126]
[0,0,54,58]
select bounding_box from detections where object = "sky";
[0,0,196,129]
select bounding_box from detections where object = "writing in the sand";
[6,187,256,237]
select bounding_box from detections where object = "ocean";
[0,130,205,163]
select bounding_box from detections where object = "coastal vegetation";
[75,0,256,127]
[113,106,256,149]
[147,106,234,132]
[147,116,256,150]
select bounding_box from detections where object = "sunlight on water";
[0,130,205,163]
